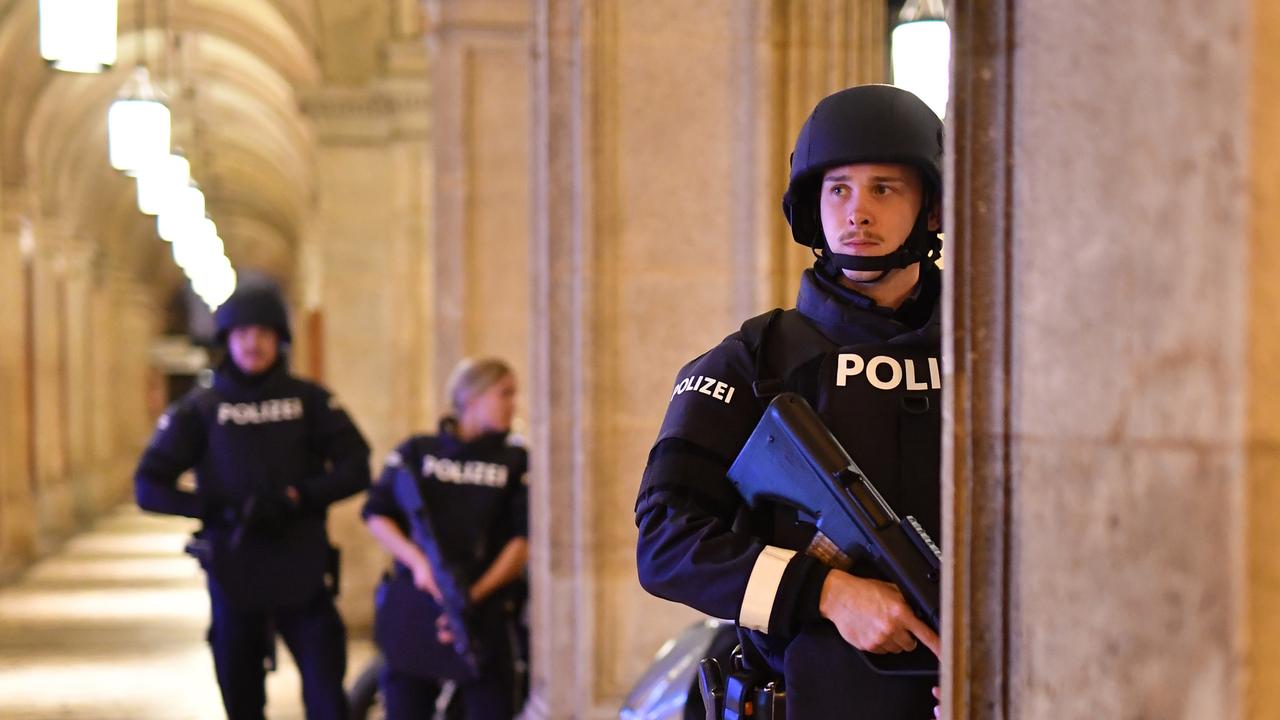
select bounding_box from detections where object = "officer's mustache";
[837,230,882,244]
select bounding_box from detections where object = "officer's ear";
[927,195,942,233]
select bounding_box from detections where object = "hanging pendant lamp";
[892,0,950,120]
[39,0,118,73]
[109,66,171,174]
[136,152,190,215]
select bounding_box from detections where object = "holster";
[699,646,786,720]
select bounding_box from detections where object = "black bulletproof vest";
[187,367,333,611]
[740,306,942,562]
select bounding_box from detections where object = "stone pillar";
[426,0,534,406]
[1245,1,1280,714]
[60,239,99,518]
[30,218,74,545]
[300,59,433,627]
[424,0,529,407]
[768,0,887,305]
[89,262,159,511]
[524,1,882,716]
[0,190,35,581]
[946,0,1280,717]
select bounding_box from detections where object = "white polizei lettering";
[670,373,737,405]
[866,356,904,390]
[833,354,943,391]
[836,354,866,387]
[422,454,509,488]
[905,359,928,391]
[436,458,460,483]
[216,397,308,425]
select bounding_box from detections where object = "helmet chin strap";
[817,206,939,276]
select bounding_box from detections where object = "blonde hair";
[445,357,515,417]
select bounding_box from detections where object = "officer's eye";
[872,183,893,196]
[829,185,847,197]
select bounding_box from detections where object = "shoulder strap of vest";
[739,308,828,405]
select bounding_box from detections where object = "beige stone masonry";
[301,69,434,628]
[947,0,1280,717]
[1247,1,1280,714]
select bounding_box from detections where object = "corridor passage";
[0,506,373,719]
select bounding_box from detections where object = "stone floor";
[0,506,375,720]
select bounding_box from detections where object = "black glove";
[240,489,302,539]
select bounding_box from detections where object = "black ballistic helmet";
[214,286,292,344]
[783,84,943,272]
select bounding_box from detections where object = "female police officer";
[363,358,529,720]
[134,286,372,720]
[636,84,945,718]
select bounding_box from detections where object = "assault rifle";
[727,392,942,676]
[391,467,480,678]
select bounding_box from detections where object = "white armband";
[738,545,797,633]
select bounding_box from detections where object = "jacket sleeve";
[506,447,529,540]
[134,399,206,518]
[361,441,410,526]
[634,340,831,638]
[300,387,372,507]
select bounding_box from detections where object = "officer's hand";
[932,685,941,719]
[818,570,941,657]
[241,490,301,537]
[435,613,454,645]
[411,557,443,603]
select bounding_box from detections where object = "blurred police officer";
[135,286,371,720]
[364,358,529,720]
[636,84,945,718]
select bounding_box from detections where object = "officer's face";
[819,163,938,282]
[467,373,518,433]
[227,325,280,376]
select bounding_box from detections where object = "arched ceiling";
[0,0,409,300]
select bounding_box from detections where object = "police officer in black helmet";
[636,84,944,718]
[134,286,372,720]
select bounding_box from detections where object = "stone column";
[30,217,74,544]
[768,0,888,306]
[425,0,533,408]
[1244,1,1280,714]
[300,61,432,627]
[60,239,99,518]
[0,190,35,581]
[524,1,883,716]
[946,0,1280,717]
